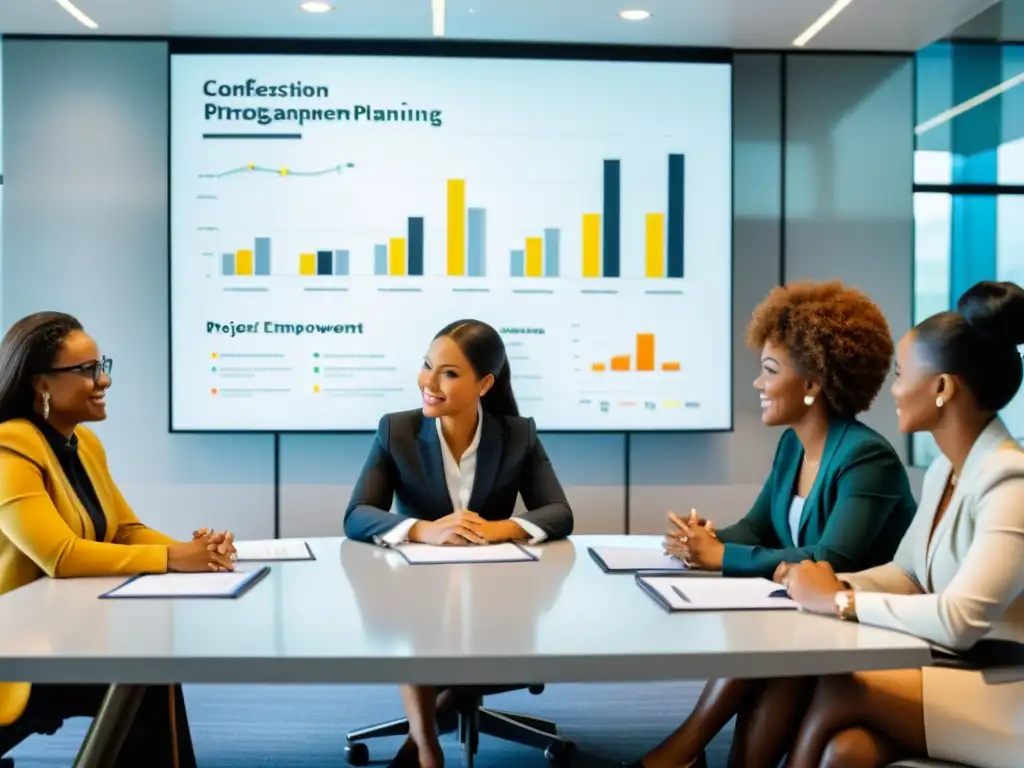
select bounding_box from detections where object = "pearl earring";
[936,396,944,408]
[803,394,815,406]
[42,392,51,421]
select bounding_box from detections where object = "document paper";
[233,539,314,562]
[394,542,537,564]
[101,570,267,599]
[638,576,798,611]
[589,546,690,573]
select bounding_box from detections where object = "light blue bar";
[374,244,387,275]
[334,249,349,276]
[221,253,234,276]
[510,249,525,277]
[254,237,271,275]
[468,208,486,277]
[543,228,560,277]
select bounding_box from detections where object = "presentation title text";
[202,79,444,127]
[207,321,365,338]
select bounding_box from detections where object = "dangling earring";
[936,396,944,408]
[42,392,51,421]
[803,394,815,406]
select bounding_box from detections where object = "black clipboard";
[235,541,316,562]
[99,566,271,600]
[635,573,794,612]
[394,541,538,565]
[587,546,690,575]
[929,640,1024,671]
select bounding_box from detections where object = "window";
[913,41,1024,465]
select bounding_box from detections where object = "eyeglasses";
[42,356,113,383]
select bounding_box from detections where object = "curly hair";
[747,281,893,417]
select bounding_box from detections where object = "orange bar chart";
[591,333,681,373]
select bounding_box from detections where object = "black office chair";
[344,684,574,767]
[0,716,65,766]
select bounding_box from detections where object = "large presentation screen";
[170,53,732,432]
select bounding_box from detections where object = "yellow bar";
[389,237,407,276]
[645,213,665,278]
[447,179,466,276]
[525,237,543,277]
[582,213,600,277]
[299,253,317,276]
[236,249,254,276]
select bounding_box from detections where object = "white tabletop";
[0,535,931,685]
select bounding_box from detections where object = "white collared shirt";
[381,406,547,546]
[788,495,806,547]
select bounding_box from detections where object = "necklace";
[803,454,821,467]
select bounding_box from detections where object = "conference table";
[0,535,932,766]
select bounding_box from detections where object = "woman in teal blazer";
[711,417,914,578]
[630,281,917,768]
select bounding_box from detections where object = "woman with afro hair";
[628,280,917,768]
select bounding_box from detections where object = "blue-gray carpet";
[7,683,735,767]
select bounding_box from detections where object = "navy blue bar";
[407,217,425,276]
[603,159,620,278]
[668,154,685,278]
[202,133,302,140]
[317,250,332,275]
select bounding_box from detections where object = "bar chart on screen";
[202,153,688,284]
[170,53,731,430]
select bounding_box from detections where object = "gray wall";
[1,40,917,541]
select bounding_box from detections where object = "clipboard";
[233,540,316,562]
[587,545,695,575]
[929,639,1024,671]
[393,541,538,565]
[99,566,271,600]
[636,573,797,612]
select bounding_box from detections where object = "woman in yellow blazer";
[0,312,235,767]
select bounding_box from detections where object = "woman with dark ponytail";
[344,319,573,767]
[745,281,1024,768]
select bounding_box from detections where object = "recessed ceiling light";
[619,10,651,21]
[299,1,333,13]
[55,0,99,29]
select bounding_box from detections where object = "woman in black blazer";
[344,319,573,768]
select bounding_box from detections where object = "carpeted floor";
[7,682,736,767]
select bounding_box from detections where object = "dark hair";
[747,280,894,417]
[914,280,1024,412]
[0,312,84,422]
[434,319,519,417]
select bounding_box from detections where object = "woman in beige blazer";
[770,280,1024,768]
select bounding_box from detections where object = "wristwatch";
[834,590,857,621]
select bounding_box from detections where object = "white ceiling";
[0,0,1002,51]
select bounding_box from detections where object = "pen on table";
[671,584,691,604]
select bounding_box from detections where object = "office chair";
[344,684,574,767]
[0,716,65,766]
[885,761,976,768]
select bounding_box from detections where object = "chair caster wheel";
[545,741,574,766]
[1,759,14,768]
[345,742,370,766]
[528,684,544,695]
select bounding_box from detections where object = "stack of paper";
[637,575,797,612]
[394,542,537,565]
[233,539,314,562]
[589,546,694,574]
